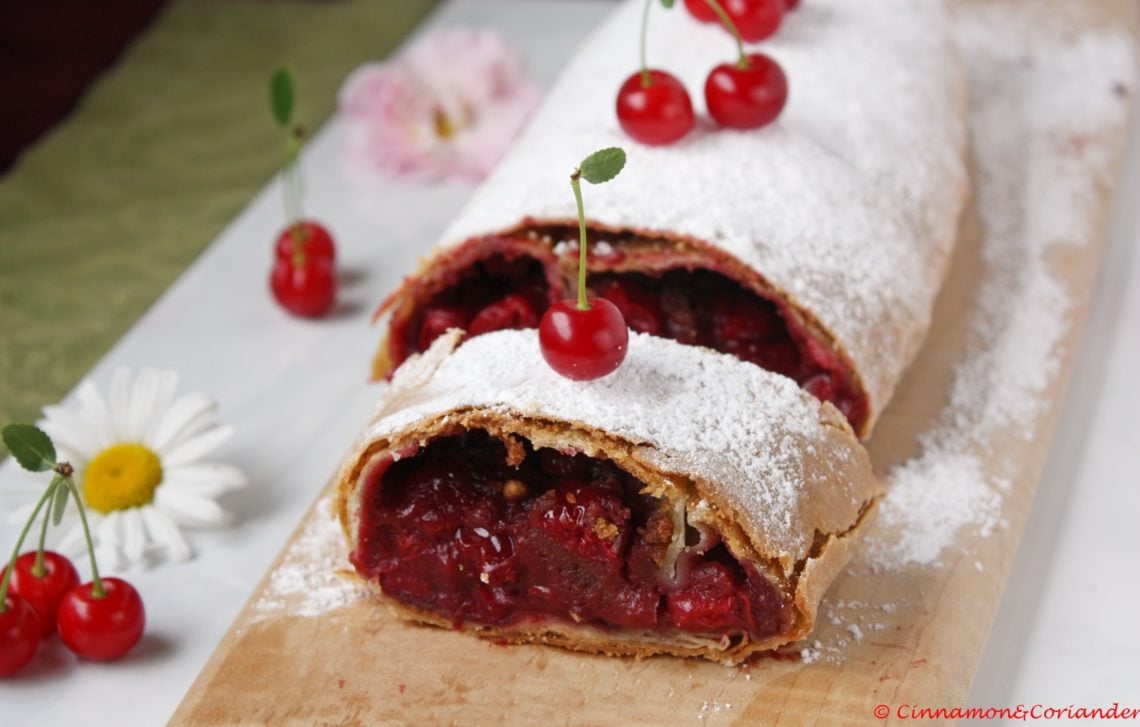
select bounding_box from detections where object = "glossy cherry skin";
[684,0,784,41]
[683,0,718,22]
[57,578,145,661]
[616,70,695,146]
[705,53,788,129]
[270,256,336,318]
[0,595,41,677]
[275,220,336,264]
[727,0,784,41]
[539,298,629,381]
[2,551,79,636]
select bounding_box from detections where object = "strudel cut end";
[336,330,879,663]
[370,0,969,438]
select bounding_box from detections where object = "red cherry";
[539,298,629,381]
[275,220,336,264]
[418,305,470,351]
[57,578,145,661]
[705,53,788,129]
[616,70,695,146]
[785,0,800,9]
[0,595,41,677]
[468,294,540,336]
[270,256,336,317]
[725,0,784,42]
[684,0,784,41]
[684,0,718,22]
[2,551,79,636]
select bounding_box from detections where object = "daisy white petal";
[123,509,147,563]
[144,370,180,447]
[76,380,116,451]
[98,510,124,548]
[140,506,193,561]
[155,488,232,529]
[56,522,88,559]
[41,406,101,461]
[126,368,160,442]
[162,424,235,468]
[164,463,248,492]
[109,367,134,441]
[151,393,217,453]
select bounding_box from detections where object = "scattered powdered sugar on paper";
[251,497,370,621]
[867,7,1135,568]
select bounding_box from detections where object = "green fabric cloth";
[0,0,437,454]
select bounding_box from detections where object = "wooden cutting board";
[171,2,1137,724]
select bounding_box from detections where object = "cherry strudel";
[369,0,969,437]
[335,330,878,663]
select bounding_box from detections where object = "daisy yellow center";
[83,443,163,514]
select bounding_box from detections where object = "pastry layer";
[370,0,969,437]
[335,330,879,662]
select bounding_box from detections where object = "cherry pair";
[1,425,146,677]
[617,56,787,144]
[1,552,145,676]
[616,0,791,146]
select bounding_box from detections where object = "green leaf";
[659,0,676,8]
[51,475,69,525]
[269,66,295,128]
[1,424,57,472]
[578,147,627,185]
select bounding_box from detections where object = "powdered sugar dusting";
[868,6,1135,568]
[435,0,968,425]
[367,330,866,563]
[250,497,370,621]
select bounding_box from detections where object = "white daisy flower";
[1,367,246,570]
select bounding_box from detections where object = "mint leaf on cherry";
[2,423,57,473]
[659,0,675,8]
[578,147,627,184]
[269,66,295,128]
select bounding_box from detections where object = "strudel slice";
[370,0,969,437]
[335,330,878,663]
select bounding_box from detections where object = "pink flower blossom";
[339,28,541,182]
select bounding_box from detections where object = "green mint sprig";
[570,147,627,310]
[269,66,309,251]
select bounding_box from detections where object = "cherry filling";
[386,239,867,429]
[352,431,794,642]
[393,251,552,367]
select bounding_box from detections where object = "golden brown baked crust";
[335,331,880,663]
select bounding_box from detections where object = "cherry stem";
[65,475,105,599]
[639,0,653,86]
[570,170,590,310]
[0,478,57,612]
[705,0,749,68]
[283,130,304,236]
[32,476,61,578]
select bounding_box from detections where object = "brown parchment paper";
[170,2,1137,724]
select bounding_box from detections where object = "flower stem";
[32,476,61,578]
[65,475,105,599]
[0,480,57,611]
[706,0,749,68]
[570,170,590,310]
[639,0,653,86]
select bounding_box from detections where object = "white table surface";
[1,1,1137,723]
